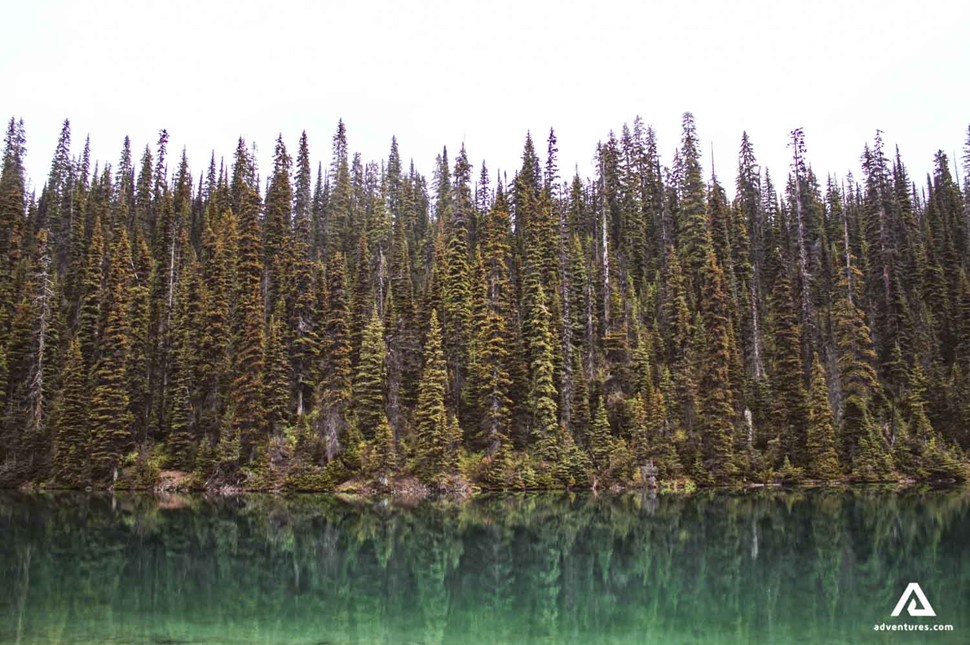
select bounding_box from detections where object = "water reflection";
[0,488,967,644]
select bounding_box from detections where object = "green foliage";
[317,252,354,463]
[89,228,135,483]
[364,414,398,480]
[805,354,841,480]
[4,116,969,492]
[51,338,88,485]
[697,250,739,482]
[413,311,454,482]
[353,309,386,440]
[228,142,267,465]
[263,301,291,435]
[526,283,561,465]
[588,398,613,471]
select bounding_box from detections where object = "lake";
[0,488,967,644]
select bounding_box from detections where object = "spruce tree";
[468,189,513,453]
[371,414,398,480]
[166,248,200,469]
[588,398,613,471]
[51,338,88,485]
[317,252,354,462]
[413,310,452,482]
[264,301,291,435]
[227,143,266,465]
[89,227,134,483]
[353,309,386,440]
[767,251,807,465]
[525,282,564,475]
[198,212,234,440]
[833,254,889,475]
[697,249,739,482]
[327,119,354,258]
[0,118,26,342]
[441,146,474,414]
[77,214,104,372]
[264,135,293,312]
[676,112,710,289]
[806,353,841,480]
[127,235,152,443]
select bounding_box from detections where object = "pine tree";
[806,353,841,480]
[767,251,806,464]
[371,413,397,480]
[441,146,474,413]
[264,135,293,312]
[0,118,27,342]
[387,210,420,437]
[166,247,200,469]
[40,120,73,271]
[290,131,317,411]
[264,301,291,435]
[527,283,561,465]
[198,212,234,442]
[413,310,452,482]
[89,227,134,483]
[569,351,590,441]
[349,232,373,362]
[697,249,739,482]
[127,235,152,443]
[227,143,266,465]
[588,398,613,471]
[317,252,354,462]
[353,309,386,440]
[77,214,104,372]
[327,119,354,258]
[51,338,88,484]
[468,189,513,454]
[833,254,888,473]
[676,112,710,289]
[22,228,57,475]
[893,361,965,481]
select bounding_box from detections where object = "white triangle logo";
[891,582,936,617]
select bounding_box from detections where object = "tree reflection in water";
[0,488,967,644]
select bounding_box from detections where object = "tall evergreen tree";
[317,252,354,462]
[697,249,739,482]
[51,338,88,484]
[89,227,135,482]
[227,142,266,464]
[413,310,454,482]
[806,353,841,480]
[353,309,386,440]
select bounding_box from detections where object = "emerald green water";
[0,489,967,644]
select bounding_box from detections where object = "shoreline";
[9,472,966,503]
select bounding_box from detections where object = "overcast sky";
[3,0,968,196]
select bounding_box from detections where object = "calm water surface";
[0,488,967,644]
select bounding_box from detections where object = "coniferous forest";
[1,114,969,493]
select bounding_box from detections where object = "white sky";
[3,0,969,197]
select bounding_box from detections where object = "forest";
[0,114,968,492]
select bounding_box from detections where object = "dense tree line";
[0,115,968,490]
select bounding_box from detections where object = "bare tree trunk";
[559,202,572,431]
[749,278,764,379]
[791,130,813,334]
[28,247,53,440]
